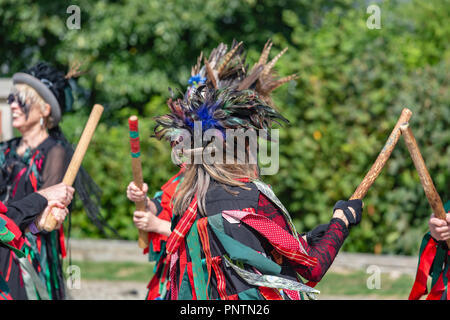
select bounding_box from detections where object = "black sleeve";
[6,193,48,231]
[151,198,163,216]
[41,144,67,188]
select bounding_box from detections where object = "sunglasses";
[7,93,28,111]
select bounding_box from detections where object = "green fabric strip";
[0,275,10,298]
[430,243,447,288]
[18,257,50,300]
[149,240,166,263]
[131,151,141,158]
[50,232,60,290]
[2,242,25,258]
[153,191,163,201]
[0,217,7,229]
[416,233,432,271]
[208,214,281,275]
[444,200,450,212]
[186,221,208,300]
[178,265,193,300]
[237,288,262,300]
[442,261,449,299]
[0,228,15,243]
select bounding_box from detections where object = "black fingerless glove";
[303,223,329,246]
[333,199,363,229]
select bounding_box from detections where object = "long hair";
[155,40,295,217]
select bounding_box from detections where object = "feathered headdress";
[154,39,297,149]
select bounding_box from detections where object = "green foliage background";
[0,0,448,254]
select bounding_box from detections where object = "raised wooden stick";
[400,123,450,247]
[43,104,104,231]
[350,108,412,200]
[128,116,149,249]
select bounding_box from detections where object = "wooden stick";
[128,116,149,249]
[43,104,104,231]
[400,123,450,247]
[350,108,412,200]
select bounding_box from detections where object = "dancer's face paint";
[8,92,43,132]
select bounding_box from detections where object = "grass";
[63,260,155,283]
[64,260,416,299]
[315,270,415,299]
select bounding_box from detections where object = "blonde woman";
[0,62,105,299]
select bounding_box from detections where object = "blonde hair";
[173,143,259,217]
[12,84,55,128]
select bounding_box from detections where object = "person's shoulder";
[0,137,20,149]
[39,136,68,159]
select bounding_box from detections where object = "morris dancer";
[132,40,363,300]
[0,183,73,299]
[0,62,106,299]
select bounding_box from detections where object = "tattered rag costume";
[409,200,450,300]
[0,195,48,300]
[152,41,356,300]
[0,62,108,299]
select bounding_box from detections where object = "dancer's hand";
[133,210,171,236]
[37,183,74,206]
[127,181,148,203]
[429,213,450,241]
[35,200,69,231]
[332,199,363,229]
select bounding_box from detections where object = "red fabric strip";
[0,214,23,250]
[169,251,179,300]
[29,151,39,192]
[12,167,27,197]
[284,289,301,300]
[447,261,450,301]
[258,286,283,300]
[146,274,160,300]
[223,210,317,267]
[59,225,66,259]
[306,281,318,288]
[409,237,437,300]
[426,272,445,300]
[178,241,187,289]
[211,256,228,300]
[5,253,13,282]
[29,171,37,192]
[145,169,183,254]
[0,201,7,213]
[160,255,170,283]
[166,195,197,255]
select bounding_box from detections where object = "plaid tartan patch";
[166,195,198,254]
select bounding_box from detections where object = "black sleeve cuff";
[7,193,48,230]
[151,198,163,216]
